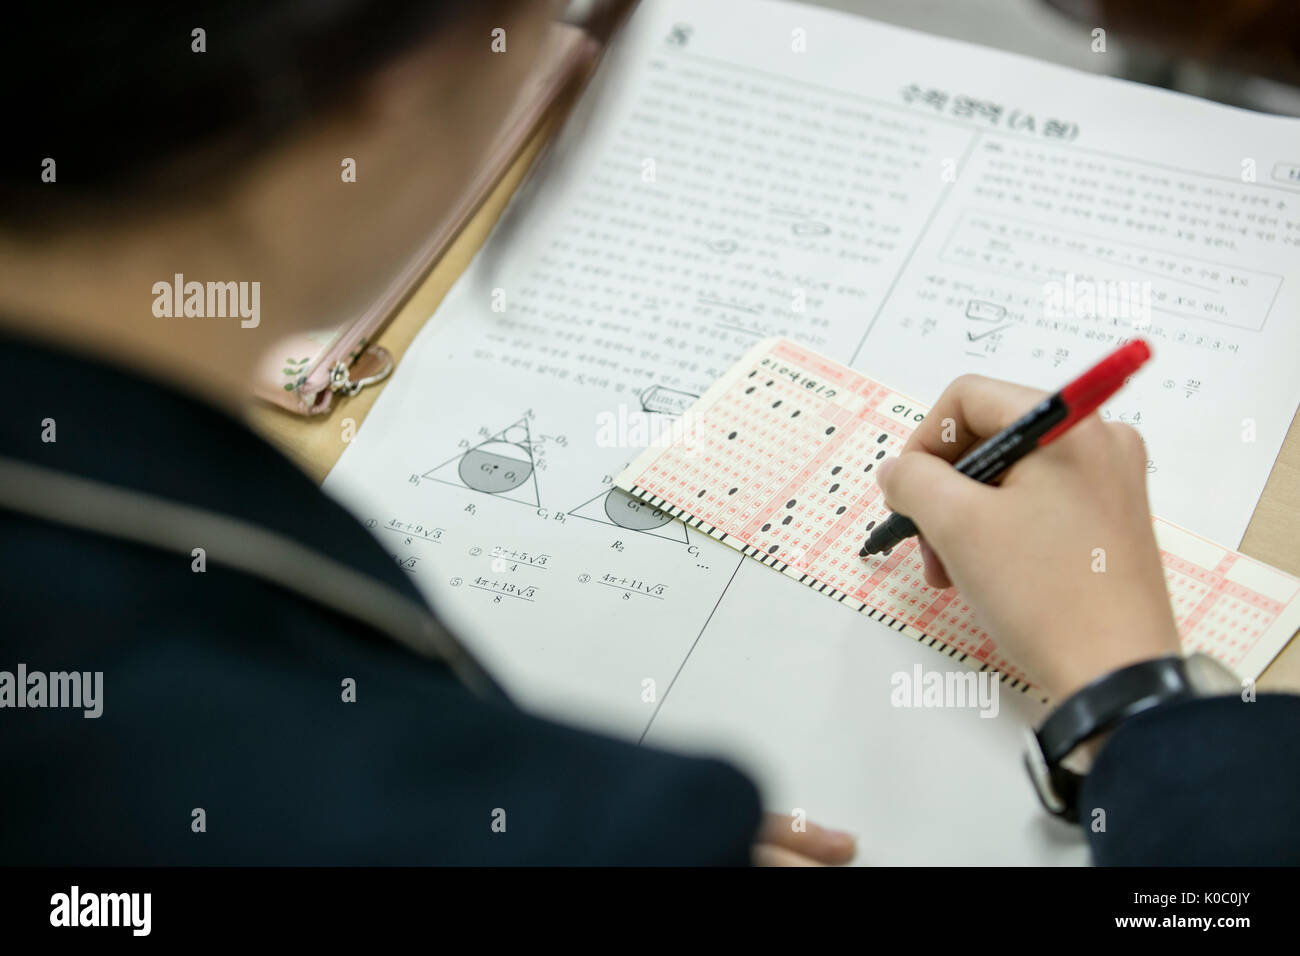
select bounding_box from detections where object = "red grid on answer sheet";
[618,338,1300,691]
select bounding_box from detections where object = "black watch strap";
[1029,655,1197,821]
[1038,655,1196,763]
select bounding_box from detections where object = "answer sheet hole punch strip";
[617,337,1300,695]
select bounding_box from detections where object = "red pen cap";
[1039,339,1151,445]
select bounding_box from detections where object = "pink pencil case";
[253,22,600,415]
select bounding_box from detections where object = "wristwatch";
[1023,653,1239,822]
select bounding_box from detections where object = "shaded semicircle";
[604,489,673,531]
[458,440,534,494]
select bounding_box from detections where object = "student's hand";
[751,813,857,866]
[875,374,1182,699]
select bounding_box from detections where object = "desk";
[248,108,1300,693]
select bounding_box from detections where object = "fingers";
[756,812,856,865]
[1104,422,1150,477]
[918,538,951,590]
[901,374,1048,461]
[880,376,1040,556]
[875,453,991,550]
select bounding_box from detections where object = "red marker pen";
[859,339,1153,556]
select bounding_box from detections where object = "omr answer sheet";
[323,0,1300,864]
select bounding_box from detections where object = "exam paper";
[324,0,1300,864]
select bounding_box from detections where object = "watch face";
[1022,727,1068,816]
[1185,653,1242,696]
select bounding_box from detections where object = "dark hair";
[1,1,507,218]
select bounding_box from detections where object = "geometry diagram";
[569,487,688,545]
[423,418,541,508]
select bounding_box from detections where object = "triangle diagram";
[569,487,689,545]
[424,418,541,508]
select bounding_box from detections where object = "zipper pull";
[330,345,394,397]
